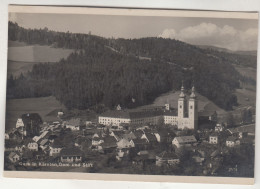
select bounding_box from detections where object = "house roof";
[40,139,49,146]
[227,125,255,134]
[9,152,20,158]
[226,136,238,142]
[157,151,179,159]
[131,138,147,145]
[60,148,82,156]
[50,140,63,148]
[122,133,136,140]
[101,136,117,148]
[174,135,197,144]
[67,118,81,126]
[132,130,144,139]
[143,133,157,142]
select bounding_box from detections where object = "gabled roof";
[131,138,147,145]
[101,136,117,148]
[174,135,197,144]
[122,132,136,140]
[143,133,157,142]
[40,139,49,146]
[132,130,144,139]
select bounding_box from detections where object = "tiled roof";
[101,136,117,148]
[174,135,197,144]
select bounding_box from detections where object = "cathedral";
[98,84,198,130]
[176,84,198,130]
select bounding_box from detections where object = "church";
[98,84,198,130]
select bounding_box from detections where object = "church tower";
[188,86,198,130]
[178,83,186,119]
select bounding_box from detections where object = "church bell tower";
[188,86,198,130]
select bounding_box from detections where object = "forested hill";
[7,21,255,111]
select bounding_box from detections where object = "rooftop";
[174,135,197,144]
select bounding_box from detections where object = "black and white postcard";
[4,5,258,184]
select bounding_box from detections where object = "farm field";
[5,96,65,132]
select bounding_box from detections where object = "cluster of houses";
[4,104,255,175]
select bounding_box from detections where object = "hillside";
[7,40,74,77]
[6,21,257,111]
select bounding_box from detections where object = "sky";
[9,12,258,51]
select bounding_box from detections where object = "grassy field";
[7,40,74,76]
[5,96,66,132]
[8,45,74,62]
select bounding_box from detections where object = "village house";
[117,138,133,149]
[91,134,104,146]
[172,135,197,148]
[8,152,21,163]
[122,132,136,141]
[27,141,39,151]
[110,131,125,141]
[14,144,25,153]
[130,138,148,151]
[141,132,158,145]
[101,136,117,153]
[209,133,218,144]
[226,136,240,147]
[65,118,81,131]
[49,141,63,156]
[215,123,224,132]
[156,151,180,166]
[60,148,83,163]
[39,139,49,150]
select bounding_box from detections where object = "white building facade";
[98,85,198,130]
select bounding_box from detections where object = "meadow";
[7,40,74,76]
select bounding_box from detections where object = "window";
[180,105,182,108]
[190,106,193,109]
